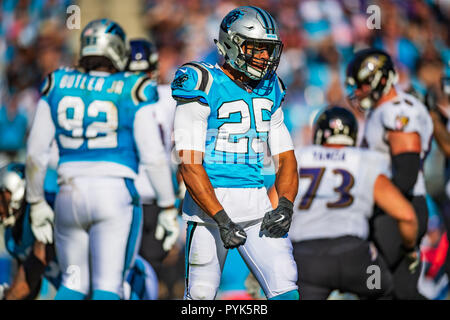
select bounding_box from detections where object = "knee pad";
[269,289,299,300]
[186,283,217,300]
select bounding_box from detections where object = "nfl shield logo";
[395,115,409,130]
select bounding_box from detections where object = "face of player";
[354,84,372,100]
[0,189,11,223]
[243,42,270,71]
[347,83,373,110]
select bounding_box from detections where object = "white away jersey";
[362,89,433,196]
[134,84,177,202]
[289,145,389,242]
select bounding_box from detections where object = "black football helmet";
[346,48,398,111]
[127,39,159,79]
[313,106,358,146]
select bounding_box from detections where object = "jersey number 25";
[215,98,272,154]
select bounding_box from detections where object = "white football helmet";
[0,163,26,226]
[80,19,129,71]
[215,6,283,80]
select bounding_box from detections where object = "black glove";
[401,245,421,274]
[213,209,247,249]
[425,88,438,113]
[260,197,294,238]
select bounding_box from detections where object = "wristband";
[278,197,293,210]
[212,209,231,226]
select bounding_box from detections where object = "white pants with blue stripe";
[183,188,298,300]
[185,220,298,300]
[54,176,142,297]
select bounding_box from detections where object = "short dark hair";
[79,56,117,72]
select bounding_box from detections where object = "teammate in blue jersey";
[0,163,161,301]
[25,19,178,300]
[0,163,61,299]
[172,6,299,300]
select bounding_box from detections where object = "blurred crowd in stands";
[0,0,73,167]
[143,0,450,146]
[0,0,449,299]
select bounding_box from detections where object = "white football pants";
[183,189,298,300]
[54,176,142,297]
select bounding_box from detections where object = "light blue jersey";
[171,61,286,188]
[40,68,158,173]
[2,163,61,288]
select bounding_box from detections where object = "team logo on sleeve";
[172,74,189,88]
[395,115,409,130]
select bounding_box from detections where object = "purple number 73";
[298,167,354,210]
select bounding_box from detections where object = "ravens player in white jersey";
[127,38,181,294]
[172,6,299,300]
[290,106,418,299]
[346,48,433,299]
[25,19,178,300]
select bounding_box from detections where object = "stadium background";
[0,0,449,299]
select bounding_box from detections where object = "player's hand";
[213,209,247,249]
[30,200,54,244]
[401,245,421,274]
[260,197,293,238]
[155,207,180,251]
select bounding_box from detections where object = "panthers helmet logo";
[220,10,244,32]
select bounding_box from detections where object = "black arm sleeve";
[23,252,45,299]
[391,152,421,196]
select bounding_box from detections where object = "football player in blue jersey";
[25,19,178,300]
[0,163,61,300]
[172,6,299,300]
[0,163,163,301]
